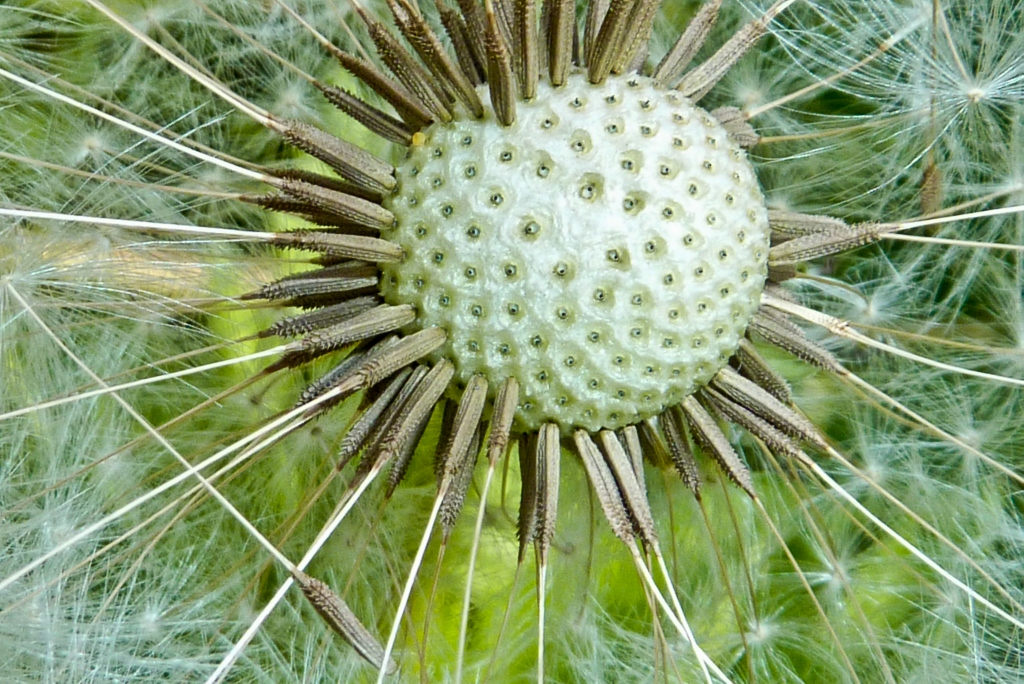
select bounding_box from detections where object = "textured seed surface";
[381,73,769,432]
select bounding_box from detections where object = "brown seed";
[359,6,454,122]
[455,0,490,69]
[711,366,824,446]
[659,408,701,496]
[736,337,792,404]
[286,305,415,364]
[297,334,403,412]
[275,118,396,193]
[316,82,416,145]
[441,420,482,535]
[769,222,892,265]
[920,158,944,216]
[357,327,449,387]
[749,310,846,374]
[259,296,380,339]
[583,0,610,65]
[484,0,517,126]
[620,425,646,499]
[386,0,485,117]
[611,0,660,75]
[701,387,814,468]
[295,349,369,404]
[333,49,435,128]
[599,430,656,545]
[535,423,561,552]
[680,396,755,498]
[379,359,456,486]
[433,399,459,482]
[294,571,397,674]
[244,267,378,304]
[652,0,722,82]
[434,0,485,84]
[574,430,634,543]
[439,375,489,483]
[336,366,414,470]
[587,0,636,84]
[768,209,852,239]
[546,0,575,86]
[272,231,404,263]
[270,177,398,229]
[712,106,760,148]
[678,16,766,101]
[486,376,520,466]
[266,167,384,202]
[517,431,539,561]
[514,0,539,99]
[354,364,430,471]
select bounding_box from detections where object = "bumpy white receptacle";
[381,74,770,432]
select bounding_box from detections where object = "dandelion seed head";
[1,0,1023,681]
[383,73,769,431]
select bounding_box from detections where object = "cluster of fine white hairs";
[0,0,1022,682]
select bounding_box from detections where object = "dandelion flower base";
[382,74,770,432]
